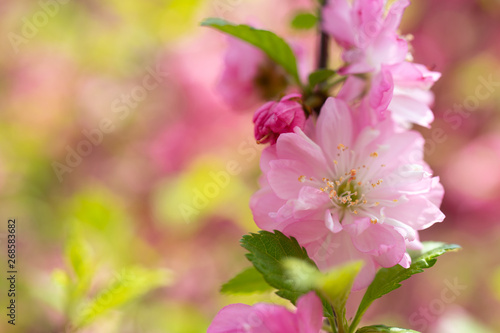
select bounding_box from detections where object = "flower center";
[298,147,389,219]
[336,179,361,207]
[318,170,366,213]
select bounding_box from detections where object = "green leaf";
[64,224,95,307]
[201,18,301,84]
[291,13,318,30]
[282,258,322,292]
[65,228,94,281]
[319,261,363,318]
[356,325,420,333]
[73,267,172,328]
[220,267,273,294]
[350,243,461,333]
[283,258,362,332]
[240,230,317,303]
[308,69,336,88]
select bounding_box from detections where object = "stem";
[349,312,363,333]
[328,315,338,333]
[309,0,329,115]
[317,0,329,70]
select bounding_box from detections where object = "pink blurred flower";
[217,37,267,110]
[323,0,409,74]
[443,134,500,219]
[207,292,324,333]
[217,36,293,111]
[428,307,494,333]
[253,93,306,145]
[250,97,445,289]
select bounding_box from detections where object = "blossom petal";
[338,76,366,102]
[207,303,255,333]
[389,94,435,128]
[325,209,343,233]
[316,98,354,168]
[323,0,357,47]
[267,159,308,200]
[254,304,297,333]
[250,187,288,230]
[296,292,324,333]
[344,217,406,268]
[276,130,328,175]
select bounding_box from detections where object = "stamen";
[337,144,348,151]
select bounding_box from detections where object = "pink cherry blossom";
[207,292,324,333]
[386,62,441,128]
[338,62,441,128]
[250,97,444,290]
[323,0,441,128]
[253,93,306,145]
[323,0,410,74]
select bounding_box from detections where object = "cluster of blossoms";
[209,0,446,331]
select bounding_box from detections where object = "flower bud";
[253,93,306,144]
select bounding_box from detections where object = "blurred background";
[0,0,499,332]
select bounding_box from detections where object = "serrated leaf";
[201,18,301,84]
[73,267,172,328]
[220,267,273,294]
[349,243,461,332]
[291,13,318,30]
[240,230,316,303]
[241,231,334,318]
[308,69,336,88]
[356,325,420,333]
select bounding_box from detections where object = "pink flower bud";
[253,93,306,144]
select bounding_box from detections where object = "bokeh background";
[0,0,500,332]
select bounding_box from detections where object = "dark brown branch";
[317,0,329,69]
